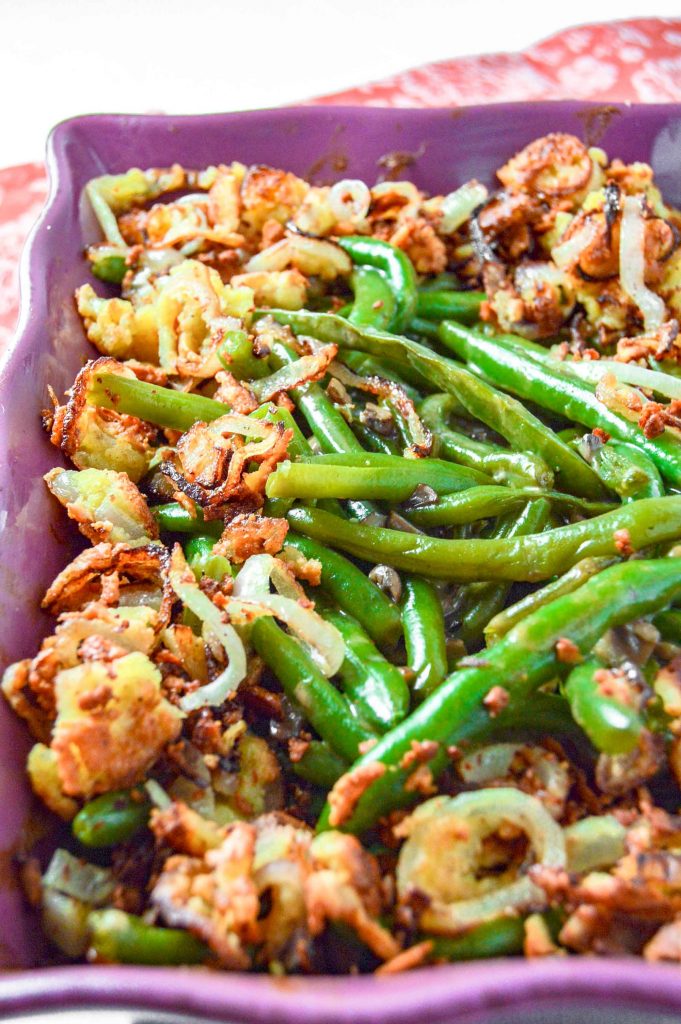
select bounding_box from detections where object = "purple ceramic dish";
[3,103,681,1023]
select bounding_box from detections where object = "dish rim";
[5,101,681,1020]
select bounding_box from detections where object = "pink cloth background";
[2,17,681,353]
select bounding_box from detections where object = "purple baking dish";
[3,102,681,1022]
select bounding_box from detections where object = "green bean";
[88,372,229,432]
[458,499,551,650]
[291,740,349,789]
[485,557,618,644]
[152,502,224,537]
[87,909,208,965]
[428,915,525,961]
[610,441,665,501]
[282,534,402,649]
[288,495,681,583]
[318,602,410,731]
[250,617,375,762]
[184,534,232,582]
[564,658,644,755]
[440,321,681,489]
[348,266,397,330]
[571,435,648,500]
[653,609,681,644]
[255,310,605,499]
[90,250,127,284]
[415,290,485,324]
[269,341,374,520]
[217,327,270,379]
[337,236,417,332]
[406,485,614,528]
[419,393,554,488]
[266,453,491,502]
[401,577,448,701]
[317,558,681,833]
[351,420,401,456]
[72,788,150,848]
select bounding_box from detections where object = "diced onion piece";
[396,788,566,935]
[551,219,598,270]
[440,180,489,235]
[169,546,247,711]
[328,179,371,222]
[619,195,666,332]
[43,849,115,906]
[564,815,627,873]
[234,554,345,676]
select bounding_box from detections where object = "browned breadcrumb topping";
[555,637,583,665]
[639,399,681,440]
[614,528,634,556]
[327,763,387,827]
[404,764,437,795]
[483,685,510,717]
[399,740,439,770]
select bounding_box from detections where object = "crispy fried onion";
[213,512,288,564]
[249,343,337,402]
[161,413,292,516]
[42,542,173,624]
[156,261,254,378]
[329,360,432,457]
[48,358,157,483]
[232,554,344,677]
[396,789,566,935]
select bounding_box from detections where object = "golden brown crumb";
[328,763,387,827]
[555,637,583,665]
[483,685,510,717]
[614,528,634,556]
[288,737,311,763]
[399,740,439,770]
[404,764,437,795]
[358,738,378,755]
[523,913,564,957]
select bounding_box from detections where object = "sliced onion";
[246,236,351,279]
[619,195,666,332]
[551,219,599,270]
[440,181,489,235]
[558,357,681,401]
[396,788,566,935]
[169,545,247,711]
[250,344,337,401]
[328,179,371,222]
[234,554,344,676]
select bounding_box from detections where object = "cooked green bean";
[485,557,618,644]
[283,533,402,649]
[564,658,644,755]
[318,558,681,833]
[318,602,410,731]
[401,576,448,701]
[419,393,554,488]
[88,909,208,965]
[288,495,681,583]
[255,310,605,499]
[73,789,150,848]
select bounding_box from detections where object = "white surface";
[1,0,680,168]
